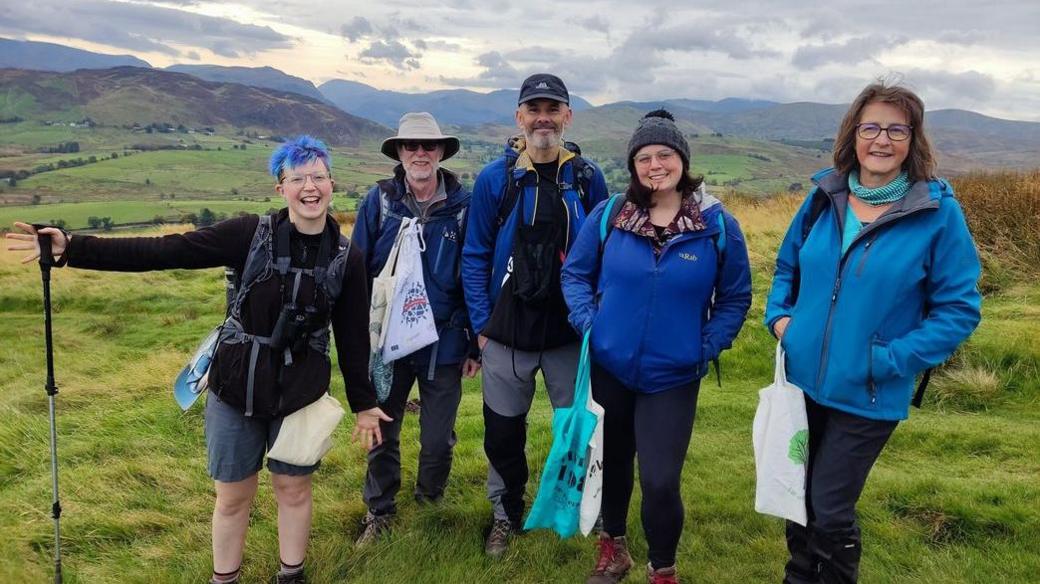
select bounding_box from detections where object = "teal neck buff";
[849,170,912,206]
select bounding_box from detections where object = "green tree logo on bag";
[788,430,809,465]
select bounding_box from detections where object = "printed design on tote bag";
[787,429,809,465]
[401,280,432,327]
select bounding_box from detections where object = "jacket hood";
[501,134,575,171]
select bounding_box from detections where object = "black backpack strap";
[912,368,932,408]
[567,154,596,214]
[495,158,523,227]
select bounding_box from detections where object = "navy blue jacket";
[561,191,752,392]
[461,140,609,335]
[353,168,473,367]
[764,168,982,420]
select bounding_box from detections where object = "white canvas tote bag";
[267,393,346,466]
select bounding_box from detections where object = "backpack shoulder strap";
[227,213,274,317]
[569,154,595,213]
[495,158,522,227]
[802,186,828,243]
[598,193,625,253]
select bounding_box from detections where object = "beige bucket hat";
[380,112,460,161]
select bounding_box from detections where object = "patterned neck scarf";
[614,193,706,255]
[849,170,912,206]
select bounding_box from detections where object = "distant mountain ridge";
[165,64,328,104]
[318,79,594,126]
[0,38,151,71]
[0,67,388,146]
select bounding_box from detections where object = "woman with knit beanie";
[562,110,752,584]
[764,83,981,583]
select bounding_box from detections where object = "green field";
[1,192,1037,583]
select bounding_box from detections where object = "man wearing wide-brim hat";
[352,112,478,545]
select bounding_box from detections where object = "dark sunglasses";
[401,141,441,152]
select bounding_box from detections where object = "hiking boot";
[586,533,633,583]
[355,511,392,546]
[647,563,679,584]
[484,518,517,558]
[271,570,307,584]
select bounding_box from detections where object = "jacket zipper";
[867,334,878,405]
[855,232,879,277]
[811,194,940,397]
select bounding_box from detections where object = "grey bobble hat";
[627,109,690,166]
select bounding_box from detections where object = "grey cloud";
[0,0,292,56]
[900,69,997,103]
[360,40,422,70]
[185,50,201,61]
[792,35,909,70]
[621,26,780,60]
[210,41,239,59]
[575,16,610,34]
[423,40,462,52]
[340,17,373,42]
[413,39,428,50]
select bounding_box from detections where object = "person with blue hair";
[6,135,390,584]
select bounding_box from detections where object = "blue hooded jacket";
[353,167,474,368]
[461,139,609,335]
[561,189,753,392]
[764,168,982,421]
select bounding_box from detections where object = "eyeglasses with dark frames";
[856,123,913,141]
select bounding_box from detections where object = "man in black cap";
[461,73,609,557]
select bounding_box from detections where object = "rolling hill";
[0,67,389,146]
[318,79,594,126]
[165,64,328,104]
[0,38,151,71]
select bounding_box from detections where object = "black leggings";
[592,363,700,569]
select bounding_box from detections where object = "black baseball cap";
[517,73,569,105]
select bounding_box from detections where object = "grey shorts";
[204,392,319,483]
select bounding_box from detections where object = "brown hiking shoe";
[484,518,516,558]
[647,563,679,584]
[355,511,392,546]
[586,533,634,583]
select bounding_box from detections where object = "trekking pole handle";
[37,230,55,270]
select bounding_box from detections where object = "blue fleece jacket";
[352,168,473,367]
[561,190,753,392]
[764,168,982,421]
[461,140,609,335]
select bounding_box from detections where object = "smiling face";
[515,98,572,152]
[633,144,683,195]
[398,141,444,184]
[855,100,912,187]
[276,158,333,232]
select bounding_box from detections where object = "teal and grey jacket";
[765,168,982,421]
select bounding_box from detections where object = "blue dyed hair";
[268,135,331,179]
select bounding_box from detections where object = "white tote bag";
[382,218,439,362]
[267,393,346,466]
[579,384,605,536]
[752,343,810,526]
[368,220,408,402]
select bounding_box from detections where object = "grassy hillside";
[1,172,1037,583]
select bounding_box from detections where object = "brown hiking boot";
[355,511,392,546]
[586,533,634,583]
[647,563,679,584]
[484,518,516,558]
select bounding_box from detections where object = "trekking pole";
[37,230,63,584]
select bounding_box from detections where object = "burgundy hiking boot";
[647,563,680,584]
[586,533,634,584]
[484,518,517,558]
[271,570,307,584]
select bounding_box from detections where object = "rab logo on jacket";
[679,252,698,262]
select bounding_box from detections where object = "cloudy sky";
[2,0,1039,121]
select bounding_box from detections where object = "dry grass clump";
[928,365,1003,411]
[953,170,1040,281]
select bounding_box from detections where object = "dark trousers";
[784,395,898,584]
[362,360,462,515]
[593,364,700,569]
